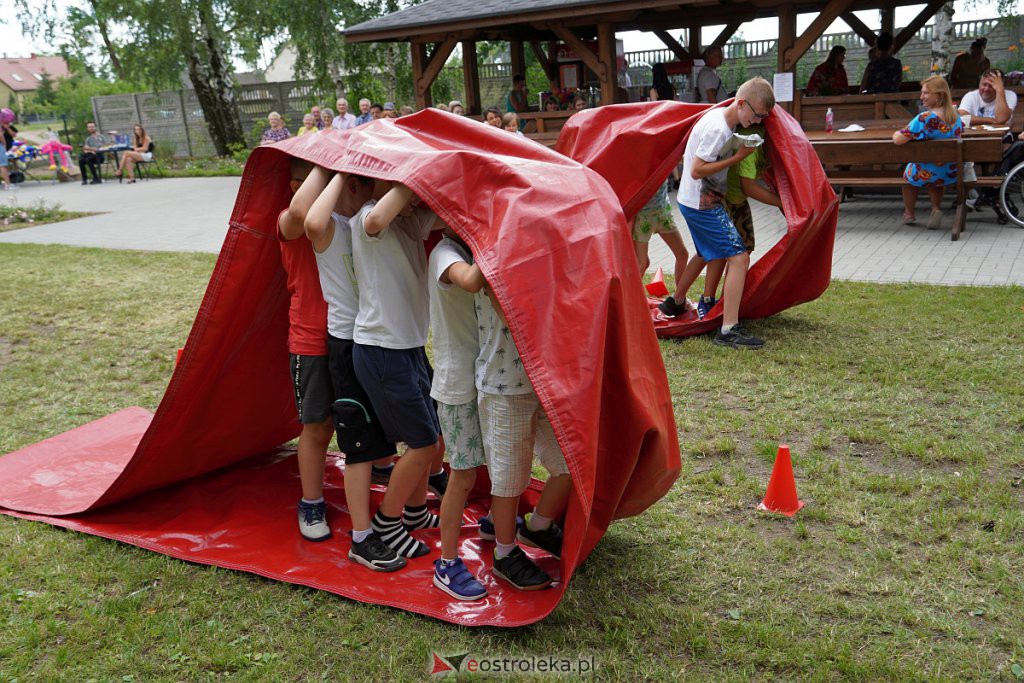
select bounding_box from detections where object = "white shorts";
[478,392,569,497]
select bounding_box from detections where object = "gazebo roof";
[344,0,934,43]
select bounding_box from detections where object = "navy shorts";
[679,203,747,261]
[353,344,440,449]
[327,336,396,464]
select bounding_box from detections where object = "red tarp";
[558,100,838,337]
[0,111,682,627]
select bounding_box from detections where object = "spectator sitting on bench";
[893,76,963,231]
[114,124,153,184]
[78,121,106,186]
[958,68,1016,127]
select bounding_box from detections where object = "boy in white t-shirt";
[304,169,407,572]
[428,230,490,601]
[658,77,775,350]
[476,289,573,591]
[349,182,447,561]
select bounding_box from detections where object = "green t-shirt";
[725,126,767,204]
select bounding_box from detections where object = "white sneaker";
[297,500,331,541]
[965,189,979,210]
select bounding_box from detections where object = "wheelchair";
[971,138,1024,228]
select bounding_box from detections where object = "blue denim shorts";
[353,344,440,449]
[0,146,8,168]
[679,203,747,261]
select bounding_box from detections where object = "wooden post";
[178,89,194,157]
[462,40,481,115]
[688,25,701,58]
[782,0,855,72]
[778,5,796,112]
[510,41,526,82]
[411,42,431,109]
[881,7,895,36]
[597,23,617,106]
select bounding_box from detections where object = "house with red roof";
[0,54,70,114]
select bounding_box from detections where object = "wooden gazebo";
[344,0,950,114]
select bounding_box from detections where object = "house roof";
[0,55,70,92]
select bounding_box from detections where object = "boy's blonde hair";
[501,112,519,128]
[737,77,776,112]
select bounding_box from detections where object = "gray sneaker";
[297,500,331,542]
[712,324,764,350]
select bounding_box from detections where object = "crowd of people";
[259,78,594,145]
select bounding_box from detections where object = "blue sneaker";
[696,297,717,320]
[477,515,524,541]
[433,558,488,601]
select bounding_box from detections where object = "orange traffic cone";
[645,267,669,297]
[758,444,804,516]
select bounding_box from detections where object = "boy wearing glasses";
[658,77,776,349]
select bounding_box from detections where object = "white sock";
[352,528,372,543]
[301,497,324,505]
[440,556,458,566]
[528,511,552,531]
[721,323,735,334]
[495,541,517,559]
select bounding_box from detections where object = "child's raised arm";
[279,165,330,240]
[443,262,486,293]
[304,172,345,252]
[364,183,415,235]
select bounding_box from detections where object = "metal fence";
[92,16,1023,158]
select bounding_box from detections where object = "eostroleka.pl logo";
[430,652,598,677]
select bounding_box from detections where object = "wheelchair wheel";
[998,161,1024,228]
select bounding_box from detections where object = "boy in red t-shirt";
[277,159,337,541]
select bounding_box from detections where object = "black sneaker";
[712,324,764,350]
[517,514,563,559]
[427,469,449,499]
[348,531,407,572]
[90,178,102,185]
[81,179,88,186]
[657,295,686,317]
[297,500,331,542]
[492,546,552,591]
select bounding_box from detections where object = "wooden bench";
[525,131,560,148]
[811,135,1004,241]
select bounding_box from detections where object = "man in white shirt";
[332,98,357,130]
[958,69,1016,126]
[695,46,728,104]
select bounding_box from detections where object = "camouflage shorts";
[631,203,678,243]
[724,199,755,252]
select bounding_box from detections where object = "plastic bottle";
[825,107,834,134]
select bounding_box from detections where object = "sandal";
[927,209,943,230]
[903,212,916,225]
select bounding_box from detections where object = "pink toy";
[0,108,14,124]
[40,133,74,173]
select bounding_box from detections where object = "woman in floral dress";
[893,76,963,231]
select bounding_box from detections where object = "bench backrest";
[812,137,1003,167]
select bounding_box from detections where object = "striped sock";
[402,504,440,530]
[372,510,428,558]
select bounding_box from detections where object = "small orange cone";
[758,444,804,516]
[646,267,669,297]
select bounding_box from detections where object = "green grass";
[0,199,93,233]
[1,243,1022,681]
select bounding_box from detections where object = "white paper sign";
[773,72,794,102]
